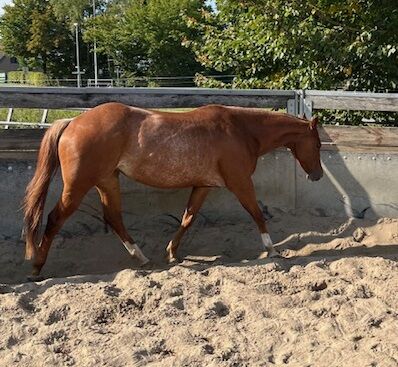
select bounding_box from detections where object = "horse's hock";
[0,131,397,239]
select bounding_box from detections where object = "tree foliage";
[50,0,93,25]
[192,0,398,91]
[0,0,396,119]
[0,0,75,77]
[83,0,207,77]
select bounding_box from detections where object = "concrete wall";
[0,149,397,238]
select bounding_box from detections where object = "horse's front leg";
[227,178,280,258]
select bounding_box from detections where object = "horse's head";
[286,116,323,181]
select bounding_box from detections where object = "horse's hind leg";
[166,187,210,263]
[96,172,149,265]
[227,179,280,258]
[32,186,88,277]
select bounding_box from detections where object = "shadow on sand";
[1,212,397,285]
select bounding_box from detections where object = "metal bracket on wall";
[293,90,313,119]
[298,89,305,117]
[304,99,313,119]
[287,99,298,116]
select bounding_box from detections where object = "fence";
[0,87,397,237]
[0,86,397,156]
[0,87,397,127]
[3,75,236,88]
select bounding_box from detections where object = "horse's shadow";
[1,208,397,285]
[174,215,398,269]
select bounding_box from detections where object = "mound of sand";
[0,215,397,366]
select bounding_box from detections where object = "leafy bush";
[7,71,48,86]
[7,71,25,84]
[26,72,48,86]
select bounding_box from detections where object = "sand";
[0,213,397,366]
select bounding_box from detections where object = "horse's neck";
[238,109,308,156]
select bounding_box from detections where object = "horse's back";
[122,104,257,188]
[118,106,233,188]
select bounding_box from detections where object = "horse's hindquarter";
[118,110,244,189]
[58,103,150,186]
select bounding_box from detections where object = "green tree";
[193,0,398,91]
[50,0,93,25]
[0,0,75,78]
[50,0,109,80]
[84,0,208,77]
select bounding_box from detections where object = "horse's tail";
[23,118,72,260]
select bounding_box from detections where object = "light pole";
[74,22,81,88]
[92,0,98,87]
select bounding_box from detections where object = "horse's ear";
[309,116,319,130]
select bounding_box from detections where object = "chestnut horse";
[23,103,323,277]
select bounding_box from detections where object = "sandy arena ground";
[0,212,397,366]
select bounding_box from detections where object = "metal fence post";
[298,89,305,117]
[304,99,313,119]
[287,99,298,116]
[5,108,13,129]
[40,109,48,128]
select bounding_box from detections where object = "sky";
[0,0,11,15]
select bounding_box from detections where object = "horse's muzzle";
[307,169,323,181]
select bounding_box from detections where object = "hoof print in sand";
[44,330,68,345]
[103,284,122,297]
[17,294,36,313]
[204,301,230,319]
[93,307,115,325]
[165,296,185,311]
[45,305,70,325]
[308,280,328,292]
[256,281,286,295]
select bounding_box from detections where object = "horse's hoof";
[166,254,181,264]
[139,257,150,267]
[268,251,283,259]
[26,274,44,282]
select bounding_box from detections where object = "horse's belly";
[118,153,225,188]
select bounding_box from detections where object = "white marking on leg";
[166,240,179,263]
[123,242,149,265]
[261,233,279,258]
